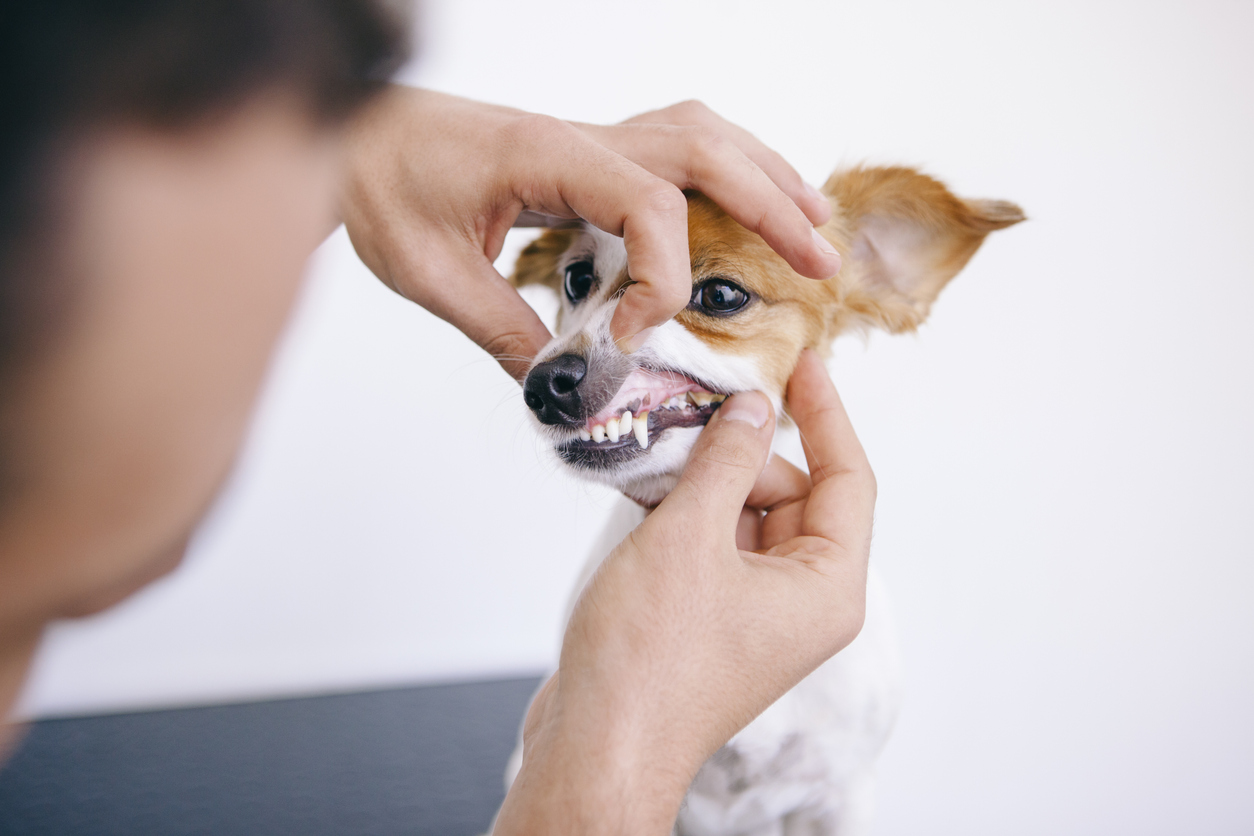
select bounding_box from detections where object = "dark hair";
[0,0,409,374]
[0,0,408,508]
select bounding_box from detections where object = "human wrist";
[493,695,697,835]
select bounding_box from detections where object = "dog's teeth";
[710,393,726,403]
[618,411,633,437]
[633,413,649,449]
[606,419,619,443]
[591,424,605,443]
[690,392,714,407]
[578,427,591,442]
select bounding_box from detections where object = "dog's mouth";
[555,367,726,468]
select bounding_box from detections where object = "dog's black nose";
[524,354,587,425]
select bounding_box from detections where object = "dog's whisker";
[795,426,829,483]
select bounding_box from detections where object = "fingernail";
[811,227,838,257]
[719,391,770,429]
[616,326,658,355]
[810,228,842,276]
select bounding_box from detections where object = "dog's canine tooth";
[606,419,619,443]
[578,427,591,442]
[690,392,715,407]
[591,424,606,443]
[710,393,726,403]
[633,413,649,449]
[618,411,633,438]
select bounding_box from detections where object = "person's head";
[0,0,407,730]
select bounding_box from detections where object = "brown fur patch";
[510,229,575,292]
[823,167,1025,335]
[511,167,1023,398]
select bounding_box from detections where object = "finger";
[749,453,811,552]
[621,100,832,226]
[736,507,763,551]
[394,240,552,382]
[745,453,811,512]
[760,500,807,554]
[785,350,876,547]
[503,118,694,352]
[609,185,698,350]
[659,391,775,533]
[577,122,841,283]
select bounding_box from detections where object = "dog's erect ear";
[509,228,576,292]
[825,166,1024,333]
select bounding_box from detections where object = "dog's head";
[512,166,1023,505]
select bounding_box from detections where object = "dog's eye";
[692,279,751,316]
[563,261,596,304]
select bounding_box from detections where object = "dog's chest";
[676,570,901,834]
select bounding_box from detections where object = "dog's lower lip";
[557,401,721,460]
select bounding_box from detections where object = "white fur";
[507,230,903,835]
[504,497,902,836]
[530,228,779,504]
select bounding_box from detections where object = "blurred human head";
[0,0,407,731]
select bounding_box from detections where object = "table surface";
[0,676,541,836]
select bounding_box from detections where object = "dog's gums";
[560,367,727,466]
[574,365,732,443]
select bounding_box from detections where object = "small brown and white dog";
[505,166,1022,835]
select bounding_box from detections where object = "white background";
[15,1,1254,834]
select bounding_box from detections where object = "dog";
[504,165,1023,835]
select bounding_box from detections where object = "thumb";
[392,241,553,382]
[660,391,776,532]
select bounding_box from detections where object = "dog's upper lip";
[584,366,723,427]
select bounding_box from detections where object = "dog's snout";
[524,354,587,425]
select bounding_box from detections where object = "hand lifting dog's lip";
[513,169,1024,506]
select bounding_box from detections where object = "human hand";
[340,89,840,380]
[494,350,875,835]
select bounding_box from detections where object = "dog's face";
[513,167,1023,505]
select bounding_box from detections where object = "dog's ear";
[509,228,576,292]
[824,166,1024,333]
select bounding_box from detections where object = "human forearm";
[495,709,693,836]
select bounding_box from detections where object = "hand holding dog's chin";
[494,351,876,834]
[339,87,840,380]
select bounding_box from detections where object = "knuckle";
[672,99,712,121]
[639,181,688,218]
[683,125,727,159]
[501,113,571,149]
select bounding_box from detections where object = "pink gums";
[586,368,715,429]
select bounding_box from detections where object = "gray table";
[0,676,541,835]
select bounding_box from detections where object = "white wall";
[15,1,1254,834]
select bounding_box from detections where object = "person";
[0,2,875,832]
